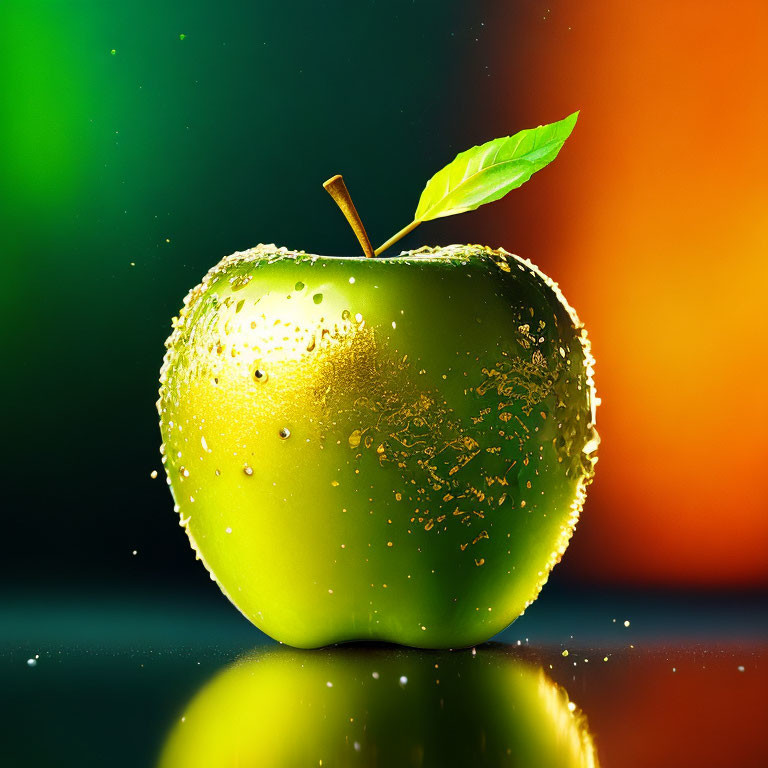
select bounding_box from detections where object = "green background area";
[1,0,540,589]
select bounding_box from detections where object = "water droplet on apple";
[243,465,253,476]
[179,466,189,478]
[253,368,268,382]
[230,274,252,291]
[313,293,323,304]
[341,310,351,321]
[294,281,305,291]
[279,428,291,439]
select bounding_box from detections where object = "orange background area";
[485,1,768,585]
[564,649,768,768]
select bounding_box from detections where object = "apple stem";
[323,175,375,258]
[374,220,421,257]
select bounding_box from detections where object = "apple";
[157,242,598,648]
[158,646,598,767]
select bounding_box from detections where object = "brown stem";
[323,175,375,258]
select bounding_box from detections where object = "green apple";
[157,243,598,648]
[158,646,598,767]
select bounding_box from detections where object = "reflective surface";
[159,646,597,767]
[2,592,766,767]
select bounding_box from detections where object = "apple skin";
[158,647,598,768]
[158,244,598,648]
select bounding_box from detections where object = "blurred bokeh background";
[2,0,767,601]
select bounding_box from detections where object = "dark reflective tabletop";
[3,590,766,767]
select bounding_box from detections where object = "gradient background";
[2,0,767,598]
[3,3,767,766]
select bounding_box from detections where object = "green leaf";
[414,111,579,222]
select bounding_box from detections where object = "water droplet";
[253,368,268,382]
[348,429,361,448]
[230,274,252,291]
[225,527,232,534]
[341,309,351,321]
[27,658,37,667]
[279,428,291,439]
[179,466,189,478]
[150,470,158,479]
[567,701,576,712]
[354,312,363,323]
[294,281,305,291]
[372,672,380,679]
[313,293,323,304]
[399,675,408,685]
[348,277,356,284]
[243,465,253,476]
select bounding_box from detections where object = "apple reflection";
[158,645,598,767]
